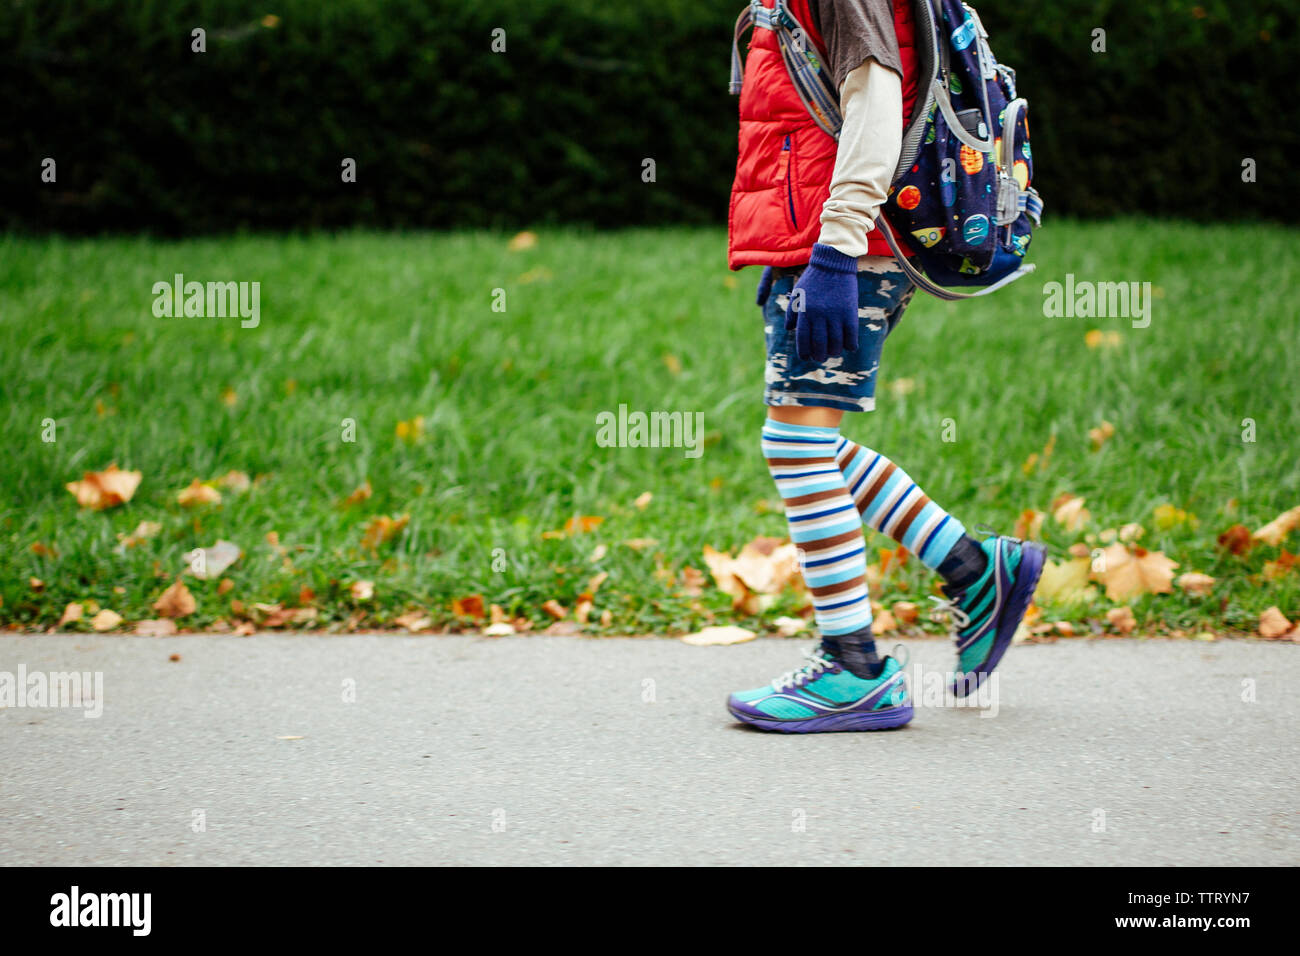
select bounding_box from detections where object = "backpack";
[730,0,1043,300]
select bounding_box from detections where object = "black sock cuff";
[831,624,883,679]
[937,534,988,592]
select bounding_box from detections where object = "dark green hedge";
[3,0,1295,234]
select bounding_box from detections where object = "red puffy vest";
[728,0,919,269]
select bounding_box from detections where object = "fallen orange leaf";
[1013,509,1044,541]
[177,479,222,507]
[153,579,196,618]
[214,470,251,493]
[1088,420,1116,450]
[680,566,707,596]
[1091,544,1178,601]
[361,514,409,551]
[731,537,801,594]
[878,547,909,575]
[66,464,142,510]
[341,480,373,507]
[1105,606,1137,634]
[575,599,593,624]
[1253,505,1300,547]
[892,601,919,624]
[1259,606,1292,639]
[1263,551,1297,581]
[1175,572,1216,596]
[91,609,123,632]
[118,520,162,548]
[1050,493,1090,532]
[452,594,485,620]
[680,625,755,646]
[1217,524,1253,555]
[564,515,604,535]
[394,610,433,631]
[507,230,537,252]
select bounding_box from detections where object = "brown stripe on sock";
[797,528,864,554]
[892,494,931,541]
[835,438,863,468]
[781,487,845,509]
[809,574,867,599]
[862,461,898,505]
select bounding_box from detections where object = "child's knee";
[766,405,844,429]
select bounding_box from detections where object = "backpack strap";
[729,5,753,94]
[875,216,1036,301]
[731,1,842,139]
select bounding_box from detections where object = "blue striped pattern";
[762,420,873,636]
[835,437,966,569]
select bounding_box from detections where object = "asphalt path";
[1,634,1294,865]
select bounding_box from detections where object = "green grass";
[2,221,1298,635]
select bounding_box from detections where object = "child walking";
[724,0,1044,732]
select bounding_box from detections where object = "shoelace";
[927,524,1000,634]
[771,646,835,691]
[928,594,971,631]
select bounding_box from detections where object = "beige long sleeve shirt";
[816,58,904,260]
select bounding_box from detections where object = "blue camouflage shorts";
[763,256,915,413]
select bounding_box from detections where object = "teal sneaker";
[930,534,1046,697]
[726,645,913,733]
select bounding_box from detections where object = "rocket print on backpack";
[731,0,1044,301]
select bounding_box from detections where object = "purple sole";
[728,701,914,734]
[953,540,1047,698]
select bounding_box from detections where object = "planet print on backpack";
[1013,161,1029,190]
[962,214,990,246]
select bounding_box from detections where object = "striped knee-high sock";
[762,420,873,637]
[834,436,974,575]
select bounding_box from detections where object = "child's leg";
[834,432,1046,696]
[834,436,988,592]
[762,408,881,677]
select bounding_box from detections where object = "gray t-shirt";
[807,0,903,93]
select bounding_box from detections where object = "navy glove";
[755,266,774,306]
[784,243,859,363]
